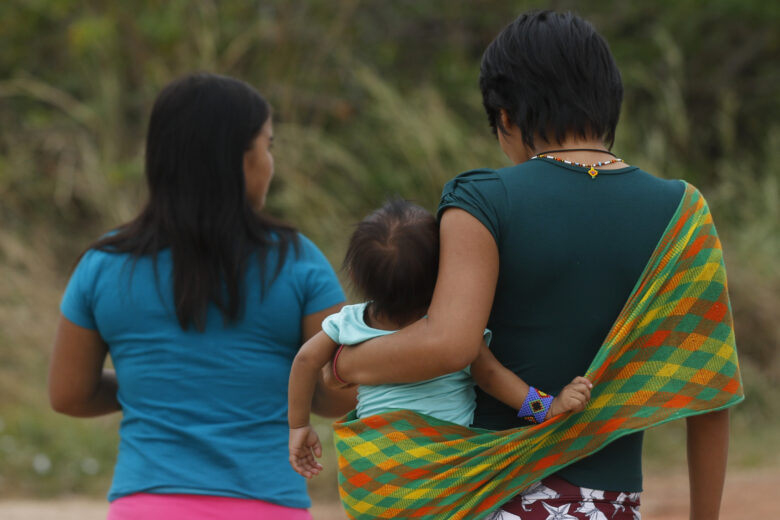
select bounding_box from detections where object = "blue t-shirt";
[322,303,492,427]
[60,234,344,507]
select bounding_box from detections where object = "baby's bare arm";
[288,331,340,429]
[471,343,592,420]
[470,342,530,410]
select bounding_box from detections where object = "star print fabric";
[494,476,640,519]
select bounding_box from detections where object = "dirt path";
[1,468,775,519]
[641,467,775,520]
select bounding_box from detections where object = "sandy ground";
[1,468,776,519]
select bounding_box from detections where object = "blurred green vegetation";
[1,0,778,501]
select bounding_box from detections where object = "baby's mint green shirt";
[322,303,491,427]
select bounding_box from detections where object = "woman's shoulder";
[294,231,318,250]
[630,169,688,200]
[439,168,510,240]
[281,232,342,297]
[76,229,140,264]
[443,168,502,187]
[75,243,130,272]
[441,168,508,200]
[63,245,133,312]
[289,232,329,263]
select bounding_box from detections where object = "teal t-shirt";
[322,303,491,427]
[60,234,344,506]
[438,158,686,492]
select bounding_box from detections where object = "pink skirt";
[107,493,313,520]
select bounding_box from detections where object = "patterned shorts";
[492,476,640,520]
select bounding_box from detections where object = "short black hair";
[480,10,623,149]
[344,199,439,325]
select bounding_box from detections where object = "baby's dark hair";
[344,199,439,325]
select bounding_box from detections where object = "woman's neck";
[502,133,621,167]
[530,138,625,169]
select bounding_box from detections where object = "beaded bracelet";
[517,386,554,424]
[332,344,348,385]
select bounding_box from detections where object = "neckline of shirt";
[534,156,639,176]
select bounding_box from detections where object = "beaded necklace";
[532,154,624,179]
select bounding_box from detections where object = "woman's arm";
[335,209,499,385]
[48,315,121,417]
[686,409,729,520]
[300,304,357,417]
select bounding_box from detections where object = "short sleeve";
[321,313,340,343]
[483,328,493,347]
[438,169,509,245]
[295,234,346,315]
[60,250,99,330]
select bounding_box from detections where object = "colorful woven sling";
[333,182,744,520]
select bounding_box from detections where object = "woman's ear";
[499,109,514,133]
[496,109,535,164]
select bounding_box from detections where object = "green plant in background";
[0,0,778,499]
[0,407,118,497]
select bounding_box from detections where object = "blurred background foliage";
[1,0,778,502]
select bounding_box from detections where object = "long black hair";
[87,73,297,331]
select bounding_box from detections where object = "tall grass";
[2,63,779,498]
[1,1,778,498]
[270,67,506,265]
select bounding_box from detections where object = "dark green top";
[438,157,685,492]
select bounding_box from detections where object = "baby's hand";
[547,376,592,419]
[289,425,324,478]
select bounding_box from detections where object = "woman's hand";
[289,425,324,478]
[547,376,592,419]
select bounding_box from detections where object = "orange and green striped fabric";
[333,182,743,520]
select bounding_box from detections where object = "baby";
[288,199,591,477]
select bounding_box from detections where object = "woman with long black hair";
[48,73,354,520]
